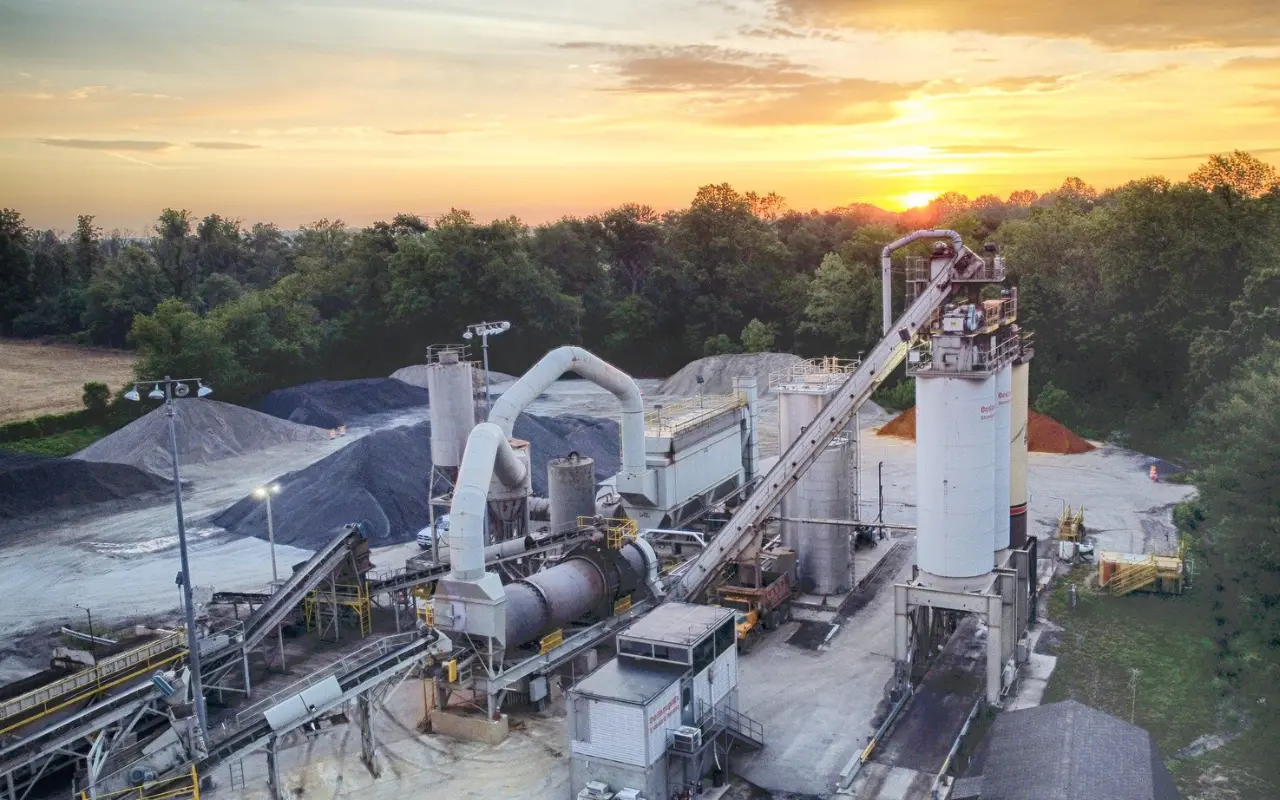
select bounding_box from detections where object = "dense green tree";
[0,209,34,335]
[741,318,776,353]
[83,245,169,346]
[1188,150,1280,198]
[153,208,198,298]
[800,253,881,359]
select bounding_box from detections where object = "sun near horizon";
[3,1,1280,229]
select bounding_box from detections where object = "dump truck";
[713,546,797,652]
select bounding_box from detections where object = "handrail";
[644,393,746,437]
[0,632,186,736]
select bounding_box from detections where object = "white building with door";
[567,603,763,800]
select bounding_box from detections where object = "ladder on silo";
[669,253,966,603]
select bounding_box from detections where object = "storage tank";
[915,374,996,590]
[778,391,830,551]
[993,364,1012,563]
[1009,359,1030,548]
[549,453,597,533]
[427,349,477,468]
[487,439,532,544]
[795,436,852,594]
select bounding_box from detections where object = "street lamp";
[462,320,511,416]
[75,603,96,663]
[126,376,211,743]
[252,483,287,671]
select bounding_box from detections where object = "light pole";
[253,484,283,588]
[75,603,96,663]
[462,320,511,417]
[253,483,288,671]
[125,376,213,743]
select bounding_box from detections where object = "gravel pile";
[73,399,329,476]
[513,414,620,495]
[659,353,807,396]
[259,379,429,429]
[391,364,517,390]
[215,411,621,549]
[0,452,171,520]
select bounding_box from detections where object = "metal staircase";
[670,253,966,603]
[1109,555,1158,596]
[717,704,764,749]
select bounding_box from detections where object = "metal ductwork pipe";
[488,346,647,478]
[447,422,529,581]
[881,229,965,334]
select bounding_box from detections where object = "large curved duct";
[448,422,531,581]
[488,346,647,478]
[881,229,964,335]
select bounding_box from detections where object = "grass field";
[0,339,135,424]
[1042,569,1280,799]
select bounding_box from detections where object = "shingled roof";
[973,700,1180,800]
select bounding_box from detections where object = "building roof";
[621,602,732,647]
[569,657,687,706]
[975,700,1180,800]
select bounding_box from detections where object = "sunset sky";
[3,0,1279,230]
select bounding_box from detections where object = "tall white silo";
[915,373,996,591]
[427,348,477,468]
[795,436,853,594]
[777,391,830,552]
[1009,359,1031,548]
[993,364,1012,564]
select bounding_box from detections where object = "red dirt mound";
[876,407,1095,454]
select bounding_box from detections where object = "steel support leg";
[358,693,379,777]
[242,646,253,698]
[6,772,15,800]
[266,738,282,800]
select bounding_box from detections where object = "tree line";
[1,149,1279,702]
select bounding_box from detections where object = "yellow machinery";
[1057,505,1085,542]
[1098,551,1186,596]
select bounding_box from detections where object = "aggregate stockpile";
[659,352,806,396]
[214,412,620,548]
[0,452,172,520]
[258,378,429,429]
[877,406,1095,454]
[73,398,330,476]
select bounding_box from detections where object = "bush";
[740,318,776,353]
[703,333,739,357]
[82,382,111,422]
[874,379,915,411]
[1033,381,1078,424]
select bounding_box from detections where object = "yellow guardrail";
[81,766,199,800]
[578,516,638,549]
[539,630,565,654]
[0,632,187,736]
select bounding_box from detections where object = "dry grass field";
[0,339,136,423]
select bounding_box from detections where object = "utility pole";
[75,603,96,663]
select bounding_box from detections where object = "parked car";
[416,514,449,550]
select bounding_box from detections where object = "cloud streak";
[39,138,173,151]
[772,0,1280,49]
[190,141,261,150]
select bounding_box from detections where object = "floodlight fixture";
[148,385,165,401]
[125,386,140,402]
[197,381,212,397]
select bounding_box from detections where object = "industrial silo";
[1009,359,1031,548]
[549,453,596,533]
[993,364,1012,564]
[777,391,829,551]
[915,373,996,590]
[427,347,477,468]
[795,436,853,594]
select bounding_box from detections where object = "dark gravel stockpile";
[214,412,621,549]
[0,452,172,520]
[258,378,430,429]
[513,414,620,494]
